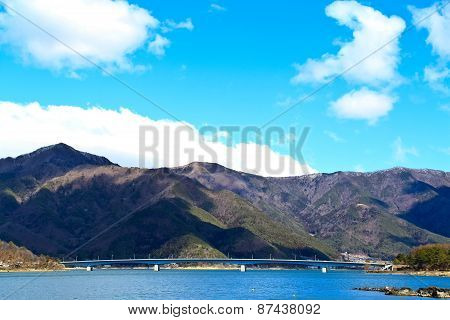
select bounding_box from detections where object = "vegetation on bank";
[151,234,226,258]
[394,244,450,271]
[0,240,63,271]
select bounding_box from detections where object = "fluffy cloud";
[392,137,418,162]
[292,1,405,86]
[329,88,395,124]
[410,2,450,59]
[0,101,316,177]
[0,0,191,72]
[292,1,404,124]
[410,2,450,91]
[148,34,170,57]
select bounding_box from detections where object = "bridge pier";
[240,265,246,272]
[321,267,328,273]
[153,265,160,272]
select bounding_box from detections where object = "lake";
[1,269,449,300]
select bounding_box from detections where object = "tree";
[395,244,450,271]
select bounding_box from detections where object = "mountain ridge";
[0,144,449,260]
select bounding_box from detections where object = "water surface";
[1,269,449,299]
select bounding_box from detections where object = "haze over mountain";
[0,144,449,260]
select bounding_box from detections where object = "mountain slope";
[0,143,115,225]
[0,163,331,260]
[173,164,450,258]
[0,143,114,182]
[0,240,62,270]
[0,145,449,260]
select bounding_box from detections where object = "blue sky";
[0,0,449,174]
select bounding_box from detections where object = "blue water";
[0,269,449,300]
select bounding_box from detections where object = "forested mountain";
[0,144,448,260]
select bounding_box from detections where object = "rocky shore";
[367,270,450,277]
[354,286,450,298]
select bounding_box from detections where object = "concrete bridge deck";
[61,258,391,272]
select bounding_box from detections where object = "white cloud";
[392,137,418,162]
[410,2,450,59]
[425,65,450,82]
[410,2,450,91]
[0,101,317,177]
[0,0,191,72]
[329,88,395,124]
[291,1,405,86]
[202,129,230,143]
[424,65,450,93]
[148,34,170,57]
[162,18,194,32]
[209,4,226,12]
[324,130,345,143]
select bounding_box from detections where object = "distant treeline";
[394,244,450,271]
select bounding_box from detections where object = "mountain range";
[0,143,449,260]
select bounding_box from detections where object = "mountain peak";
[0,143,116,180]
[26,143,76,156]
[16,143,114,165]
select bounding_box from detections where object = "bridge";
[61,258,391,272]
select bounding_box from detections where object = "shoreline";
[367,270,450,277]
[0,268,66,273]
[1,266,324,272]
[3,266,449,276]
